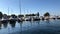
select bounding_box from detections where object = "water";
[0,20,60,34]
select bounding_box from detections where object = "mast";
[19,0,21,15]
[8,7,9,15]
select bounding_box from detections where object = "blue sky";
[0,0,60,16]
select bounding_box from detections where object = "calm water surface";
[0,20,60,34]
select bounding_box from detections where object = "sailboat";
[17,0,24,22]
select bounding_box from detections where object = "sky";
[0,0,60,16]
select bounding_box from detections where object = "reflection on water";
[0,22,2,29]
[2,22,8,28]
[9,21,16,28]
[0,20,60,34]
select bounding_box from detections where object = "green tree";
[0,12,3,19]
[18,15,24,18]
[3,14,7,19]
[11,14,17,18]
[44,12,50,17]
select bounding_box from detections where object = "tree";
[18,15,24,18]
[0,12,3,19]
[7,15,11,19]
[3,14,7,19]
[44,12,50,17]
[11,14,17,18]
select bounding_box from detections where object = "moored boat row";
[0,16,60,23]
